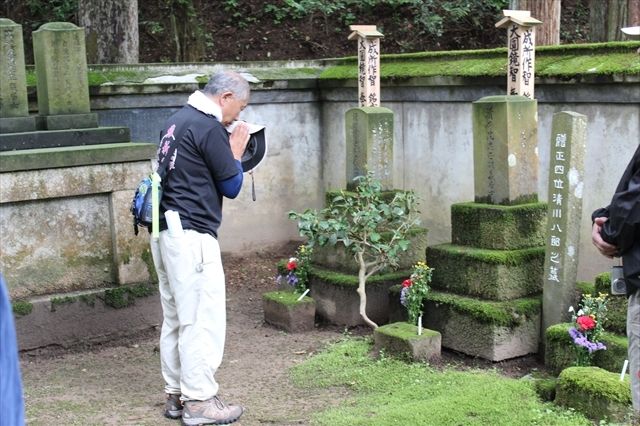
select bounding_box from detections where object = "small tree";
[289,172,421,329]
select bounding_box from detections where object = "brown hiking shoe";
[164,393,183,419]
[181,396,244,425]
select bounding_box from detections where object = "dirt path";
[20,242,350,426]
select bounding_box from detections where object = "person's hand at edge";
[592,216,618,258]
[229,121,250,160]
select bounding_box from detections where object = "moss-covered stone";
[545,323,627,375]
[141,248,158,284]
[12,300,33,316]
[374,321,441,362]
[451,202,546,250]
[102,282,156,309]
[262,290,315,333]
[427,244,544,300]
[424,291,541,361]
[575,281,595,296]
[531,376,558,402]
[50,296,77,312]
[590,271,627,334]
[555,366,631,423]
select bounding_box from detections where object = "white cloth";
[151,229,226,400]
[629,289,640,412]
[187,90,222,122]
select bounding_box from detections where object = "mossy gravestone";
[0,19,36,133]
[32,22,98,130]
[262,291,315,333]
[426,95,544,361]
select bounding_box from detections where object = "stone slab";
[0,126,130,151]
[374,321,441,362]
[262,291,316,333]
[0,142,156,172]
[309,266,410,327]
[423,294,541,361]
[451,202,546,250]
[36,112,99,130]
[0,116,36,134]
[13,286,161,351]
[0,19,29,118]
[427,243,544,301]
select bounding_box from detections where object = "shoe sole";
[164,409,183,420]
[181,408,244,426]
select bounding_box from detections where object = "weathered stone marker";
[32,22,98,130]
[496,10,542,99]
[0,18,36,133]
[542,111,587,334]
[472,95,538,205]
[345,25,393,191]
[348,25,383,107]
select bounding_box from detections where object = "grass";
[290,337,591,426]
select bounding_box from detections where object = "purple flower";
[287,272,298,287]
[568,327,607,353]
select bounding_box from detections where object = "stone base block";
[309,266,410,327]
[451,202,546,250]
[427,243,544,300]
[0,116,37,134]
[13,284,161,351]
[312,226,428,274]
[544,323,628,375]
[262,291,315,333]
[423,290,541,361]
[555,366,632,423]
[0,126,130,151]
[36,112,99,130]
[374,322,441,362]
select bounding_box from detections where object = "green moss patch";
[102,282,156,309]
[425,290,540,328]
[262,290,313,307]
[12,300,33,317]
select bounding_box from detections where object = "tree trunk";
[78,0,139,64]
[629,0,640,26]
[509,0,561,45]
[167,0,206,62]
[589,0,631,41]
[356,253,378,329]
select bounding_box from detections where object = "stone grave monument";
[541,111,587,335]
[0,19,36,133]
[424,10,546,361]
[0,21,158,350]
[308,25,428,326]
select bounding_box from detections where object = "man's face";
[220,92,248,126]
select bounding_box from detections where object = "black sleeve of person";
[600,146,640,254]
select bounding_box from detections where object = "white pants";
[630,289,640,412]
[150,229,226,401]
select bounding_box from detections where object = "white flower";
[289,257,298,263]
[568,306,574,312]
[577,309,584,316]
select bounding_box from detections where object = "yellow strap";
[151,172,161,240]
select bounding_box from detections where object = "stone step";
[0,126,130,151]
[451,201,547,250]
[427,243,544,301]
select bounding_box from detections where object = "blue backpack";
[130,175,161,236]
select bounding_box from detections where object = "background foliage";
[4,0,592,64]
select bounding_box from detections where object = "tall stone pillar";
[0,18,36,133]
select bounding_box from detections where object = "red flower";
[576,315,596,331]
[402,279,412,288]
[286,260,297,271]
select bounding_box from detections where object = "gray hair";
[202,71,250,101]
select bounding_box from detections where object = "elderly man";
[150,70,251,425]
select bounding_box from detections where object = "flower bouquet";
[400,261,433,326]
[276,245,312,294]
[567,293,608,366]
